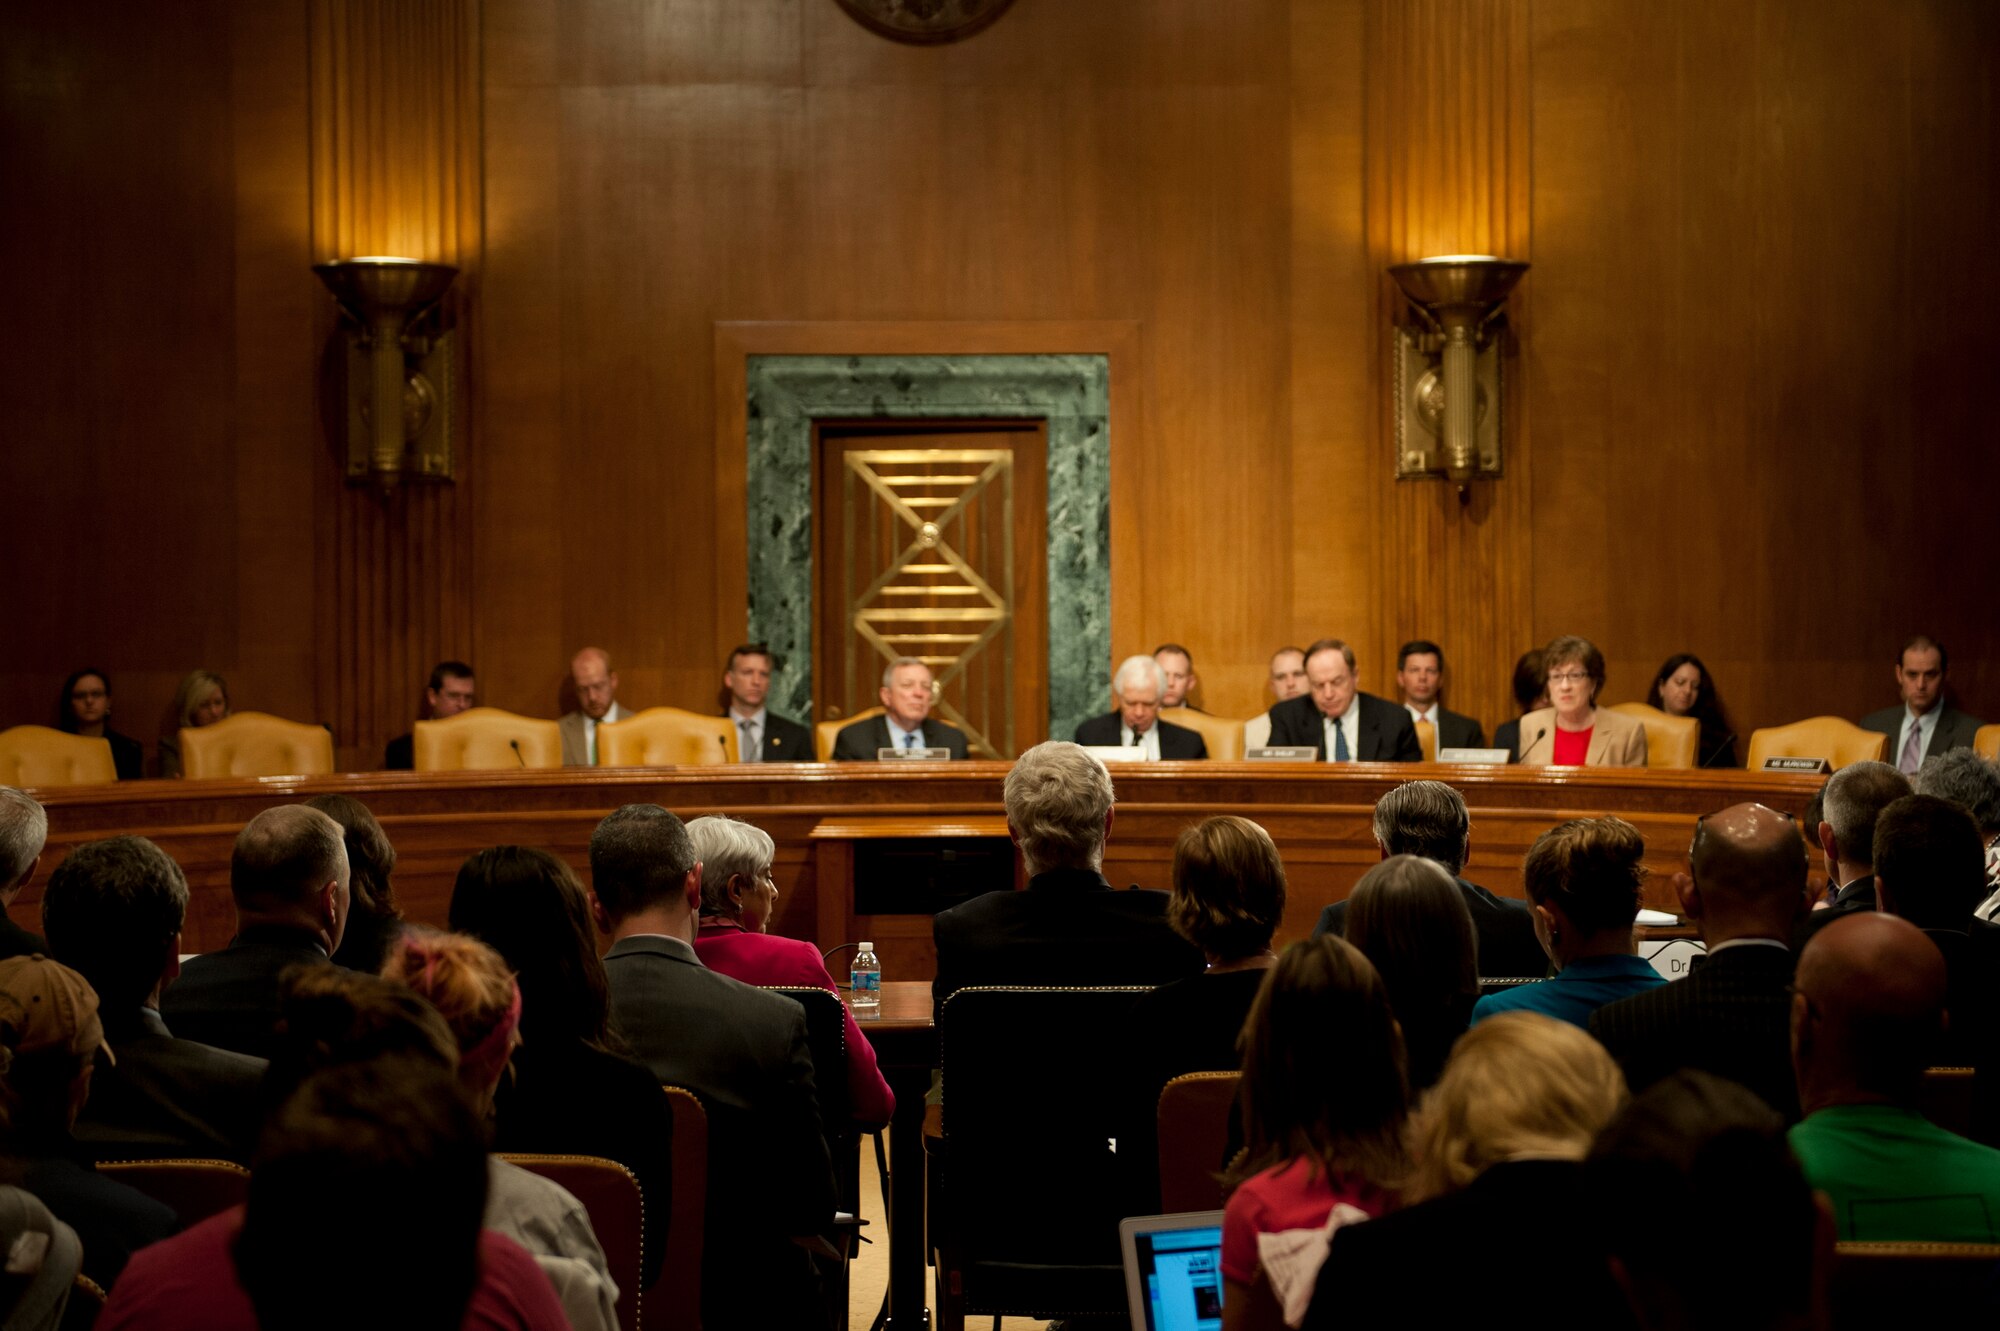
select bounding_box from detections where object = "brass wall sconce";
[312,257,460,493]
[1388,255,1529,494]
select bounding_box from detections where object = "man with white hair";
[932,742,1202,1010]
[1073,655,1208,758]
[831,656,970,759]
[0,787,50,959]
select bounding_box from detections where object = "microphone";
[1523,726,1549,758]
[509,739,525,768]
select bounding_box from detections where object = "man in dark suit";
[1870,794,1999,1071]
[1591,802,1810,1119]
[381,659,476,770]
[1266,638,1422,762]
[1795,761,1911,950]
[1313,780,1546,977]
[0,788,50,959]
[932,741,1204,1012]
[43,836,267,1161]
[160,805,348,1060]
[831,656,970,759]
[587,804,833,1331]
[1395,640,1485,759]
[720,643,814,762]
[1073,654,1208,759]
[1859,635,1986,775]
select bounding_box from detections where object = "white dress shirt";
[884,716,928,751]
[1322,702,1360,762]
[1121,722,1162,760]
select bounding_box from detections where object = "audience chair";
[933,986,1154,1330]
[1606,702,1699,769]
[1976,725,2000,760]
[1830,1242,2000,1327]
[1743,717,1886,771]
[1157,709,1246,762]
[0,726,117,787]
[1156,1071,1242,1213]
[412,707,562,771]
[177,712,335,779]
[501,1154,645,1331]
[1919,1067,1977,1141]
[96,1158,250,1225]
[816,708,885,761]
[597,708,738,767]
[647,1086,707,1331]
[72,1273,107,1323]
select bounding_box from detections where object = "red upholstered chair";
[500,1154,645,1331]
[645,1087,707,1331]
[1156,1071,1241,1213]
[95,1158,251,1225]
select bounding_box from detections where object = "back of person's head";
[0,955,110,1140]
[42,836,188,1016]
[303,794,399,920]
[264,966,457,1110]
[1343,855,1477,1017]
[1372,780,1472,876]
[1793,913,1947,1105]
[449,845,615,1049]
[1166,816,1287,961]
[1873,794,1987,930]
[1819,761,1912,871]
[237,1058,488,1331]
[1231,936,1408,1193]
[231,804,348,914]
[1002,741,1114,875]
[1521,816,1648,937]
[380,929,521,1097]
[1510,649,1547,710]
[1589,1071,1820,1331]
[1406,1011,1627,1204]
[588,804,697,922]
[1916,748,2000,836]
[0,788,47,894]
[1687,803,1809,935]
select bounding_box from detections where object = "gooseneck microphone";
[1522,726,1550,759]
[509,739,526,768]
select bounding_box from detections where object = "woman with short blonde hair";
[157,669,230,778]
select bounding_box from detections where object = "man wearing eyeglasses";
[1265,638,1423,762]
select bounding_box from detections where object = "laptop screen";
[1121,1212,1224,1331]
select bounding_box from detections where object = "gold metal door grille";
[843,448,1014,758]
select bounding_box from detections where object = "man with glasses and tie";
[1073,655,1207,759]
[1265,638,1422,763]
[831,656,970,759]
[720,644,813,763]
[1859,636,1986,776]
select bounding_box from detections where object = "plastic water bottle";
[850,941,881,1010]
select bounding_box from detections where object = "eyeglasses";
[1547,671,1592,685]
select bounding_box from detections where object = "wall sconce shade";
[313,257,461,493]
[1388,255,1528,491]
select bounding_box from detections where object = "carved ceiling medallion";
[833,0,1017,45]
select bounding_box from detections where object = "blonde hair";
[1404,1011,1626,1203]
[170,670,229,730]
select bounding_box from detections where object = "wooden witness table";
[844,981,936,1331]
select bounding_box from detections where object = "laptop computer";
[1119,1210,1226,1331]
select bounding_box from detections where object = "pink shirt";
[1221,1156,1389,1285]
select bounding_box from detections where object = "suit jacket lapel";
[1585,720,1609,766]
[1355,698,1378,761]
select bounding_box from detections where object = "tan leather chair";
[1156,1071,1242,1213]
[1743,717,1887,771]
[597,707,738,767]
[412,707,562,772]
[816,707,886,761]
[1157,709,1244,761]
[1607,702,1699,769]
[501,1154,645,1331]
[1976,725,2000,760]
[0,726,117,786]
[96,1159,250,1225]
[178,712,335,779]
[652,1086,708,1331]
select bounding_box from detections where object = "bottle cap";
[858,942,874,953]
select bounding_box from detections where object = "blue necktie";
[904,733,918,750]
[1333,722,1350,762]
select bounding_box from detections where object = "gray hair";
[1821,761,1913,869]
[880,656,931,689]
[687,815,776,917]
[1112,655,1165,698]
[0,788,48,889]
[1372,780,1472,876]
[1003,741,1115,875]
[1915,749,2000,834]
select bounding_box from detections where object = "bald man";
[559,647,634,766]
[1591,803,1811,1119]
[1789,913,2000,1240]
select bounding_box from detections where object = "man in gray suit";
[559,646,634,766]
[1859,635,1985,775]
[588,804,833,1330]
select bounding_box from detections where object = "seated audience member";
[1870,793,1996,1068]
[0,1184,80,1331]
[688,815,894,1126]
[560,647,632,767]
[160,804,349,1059]
[1490,648,1547,761]
[42,836,267,1161]
[1154,643,1199,709]
[1470,816,1665,1029]
[1244,646,1308,750]
[1396,640,1485,759]
[1305,1013,1630,1330]
[932,741,1203,1011]
[0,788,48,959]
[1588,1072,1824,1331]
[448,845,673,1285]
[1074,654,1207,759]
[721,643,813,762]
[831,656,969,759]
[305,793,405,973]
[1916,748,2000,912]
[1313,779,1546,978]
[100,1058,568,1331]
[1788,912,2000,1240]
[1266,639,1422,763]
[156,669,230,779]
[1646,653,1738,769]
[1341,855,1477,1090]
[382,659,477,770]
[588,804,833,1331]
[1591,803,1808,1120]
[1859,634,1986,774]
[1121,815,1287,1210]
[382,930,619,1331]
[0,955,177,1289]
[1796,761,1913,948]
[1516,635,1647,767]
[1223,937,1408,1329]
[55,669,144,780]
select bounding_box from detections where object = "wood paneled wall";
[5,0,1998,770]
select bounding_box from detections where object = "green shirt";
[1789,1104,2000,1241]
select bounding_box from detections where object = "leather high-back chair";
[1154,710,1245,761]
[179,712,335,779]
[816,707,886,760]
[95,1159,250,1225]
[650,1087,708,1331]
[413,708,562,771]
[1606,702,1699,769]
[1156,1071,1241,1213]
[1976,725,2000,760]
[501,1155,645,1331]
[0,727,116,786]
[597,708,738,767]
[1744,717,1887,771]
